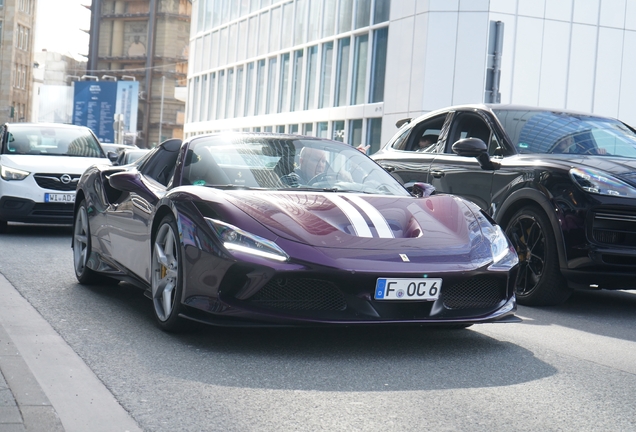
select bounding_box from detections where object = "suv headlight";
[205,217,289,262]
[1,165,30,181]
[570,167,636,197]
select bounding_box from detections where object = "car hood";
[221,190,484,252]
[514,155,636,185]
[0,154,110,173]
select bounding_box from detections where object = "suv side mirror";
[452,138,500,170]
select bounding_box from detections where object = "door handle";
[430,170,445,178]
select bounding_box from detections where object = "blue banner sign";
[72,81,139,144]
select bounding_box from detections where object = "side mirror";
[452,138,500,171]
[107,170,158,203]
[405,181,436,197]
[107,171,141,193]
[107,151,119,162]
[452,138,488,157]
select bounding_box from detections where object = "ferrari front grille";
[441,277,506,309]
[248,278,347,311]
[34,174,80,191]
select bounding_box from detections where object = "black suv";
[372,104,636,306]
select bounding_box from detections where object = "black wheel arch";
[494,188,568,270]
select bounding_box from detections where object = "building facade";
[88,0,191,147]
[185,0,636,154]
[0,0,36,124]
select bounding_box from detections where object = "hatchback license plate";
[374,278,442,301]
[45,193,75,203]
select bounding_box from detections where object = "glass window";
[196,0,205,32]
[291,49,304,111]
[374,0,390,23]
[244,62,255,116]
[219,27,228,65]
[211,31,219,69]
[319,41,334,109]
[322,0,337,37]
[317,122,329,138]
[258,11,270,56]
[208,72,217,120]
[307,0,321,41]
[201,74,209,122]
[270,6,281,52]
[332,120,345,142]
[235,67,244,117]
[335,37,350,107]
[192,76,200,122]
[264,126,273,132]
[225,68,235,119]
[250,0,259,12]
[247,16,258,58]
[281,2,294,49]
[295,0,307,45]
[222,0,231,23]
[351,34,368,105]
[370,27,388,103]
[204,0,213,29]
[227,23,238,64]
[212,0,222,28]
[194,37,203,73]
[303,123,314,136]
[240,0,250,17]
[255,59,266,115]
[237,20,247,61]
[338,0,353,33]
[266,57,278,114]
[367,117,382,153]
[216,70,225,119]
[289,124,299,134]
[276,125,286,133]
[203,33,211,70]
[349,119,363,145]
[279,53,291,113]
[355,0,371,29]
[305,45,318,110]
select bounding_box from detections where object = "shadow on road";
[516,289,636,343]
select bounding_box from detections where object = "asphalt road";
[1,223,636,432]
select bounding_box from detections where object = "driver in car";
[280,147,327,186]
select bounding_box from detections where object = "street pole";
[159,75,165,144]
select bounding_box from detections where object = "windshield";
[182,134,410,196]
[493,109,636,157]
[3,124,105,158]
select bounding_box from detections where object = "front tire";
[505,206,572,306]
[151,215,184,331]
[73,200,112,284]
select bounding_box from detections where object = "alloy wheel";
[506,214,546,296]
[152,223,179,321]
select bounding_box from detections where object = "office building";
[185,0,636,153]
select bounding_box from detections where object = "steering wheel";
[308,172,332,185]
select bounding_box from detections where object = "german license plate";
[374,278,442,301]
[45,193,75,203]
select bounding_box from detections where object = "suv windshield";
[3,124,105,158]
[493,109,636,157]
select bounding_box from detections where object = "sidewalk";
[0,275,142,432]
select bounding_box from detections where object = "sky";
[34,0,91,61]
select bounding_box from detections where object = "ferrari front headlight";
[205,217,289,262]
[1,165,30,181]
[570,167,636,197]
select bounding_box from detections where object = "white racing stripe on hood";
[325,194,373,238]
[345,194,394,238]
